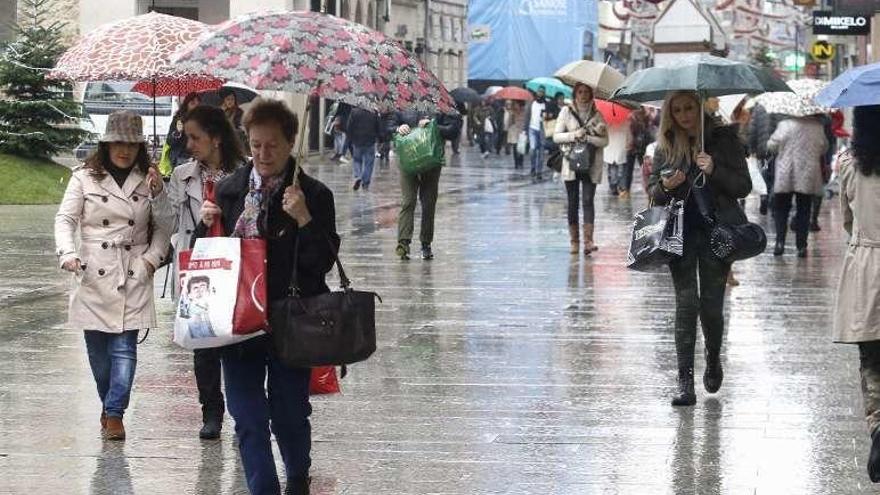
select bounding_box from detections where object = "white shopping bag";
[747,156,767,196]
[516,131,528,155]
[173,237,264,350]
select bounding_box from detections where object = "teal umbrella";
[610,54,790,148]
[525,77,572,99]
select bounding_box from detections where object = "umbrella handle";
[292,94,314,187]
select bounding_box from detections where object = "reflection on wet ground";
[0,146,870,494]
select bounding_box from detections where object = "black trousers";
[669,227,730,370]
[773,192,811,248]
[194,348,224,418]
[565,172,596,225]
[859,341,880,435]
[620,153,640,192]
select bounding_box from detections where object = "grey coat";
[767,117,828,196]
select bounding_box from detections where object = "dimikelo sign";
[813,11,871,35]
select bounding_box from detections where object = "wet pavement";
[0,144,872,494]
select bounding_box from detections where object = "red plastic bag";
[231,238,268,334]
[309,366,341,395]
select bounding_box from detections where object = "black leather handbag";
[269,238,380,368]
[691,172,767,263]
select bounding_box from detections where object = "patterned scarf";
[232,167,285,239]
[199,163,229,201]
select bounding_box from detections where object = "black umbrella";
[198,82,259,107]
[450,87,482,105]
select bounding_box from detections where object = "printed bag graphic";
[173,237,267,350]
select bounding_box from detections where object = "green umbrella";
[525,77,572,99]
[610,54,790,148]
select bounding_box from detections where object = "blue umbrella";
[524,77,572,99]
[815,62,880,108]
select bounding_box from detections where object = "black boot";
[199,410,222,440]
[285,475,311,495]
[703,349,723,394]
[671,368,696,406]
[773,240,785,256]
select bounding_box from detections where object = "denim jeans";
[351,143,376,187]
[565,173,596,225]
[333,131,346,156]
[222,351,311,495]
[528,127,544,174]
[84,330,139,418]
[607,162,622,193]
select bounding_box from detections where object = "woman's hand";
[397,124,411,136]
[147,165,164,195]
[662,170,687,190]
[282,184,312,227]
[695,152,715,175]
[418,118,431,128]
[200,200,221,227]
[62,258,82,273]
[575,128,587,140]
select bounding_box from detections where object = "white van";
[75,81,177,160]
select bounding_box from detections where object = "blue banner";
[468,0,599,82]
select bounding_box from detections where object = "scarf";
[231,167,285,239]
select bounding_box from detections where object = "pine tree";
[0,0,88,159]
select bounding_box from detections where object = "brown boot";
[583,224,598,253]
[104,416,125,441]
[568,224,579,254]
[100,411,107,431]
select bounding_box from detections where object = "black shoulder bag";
[563,106,596,174]
[690,171,766,262]
[269,236,380,368]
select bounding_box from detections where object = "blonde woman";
[647,91,751,406]
[553,83,609,254]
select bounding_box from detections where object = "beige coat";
[833,151,880,343]
[766,117,828,196]
[553,104,609,183]
[504,108,526,145]
[54,167,172,332]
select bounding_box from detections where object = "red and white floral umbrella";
[50,12,216,82]
[172,10,455,114]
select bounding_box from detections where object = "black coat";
[649,121,751,227]
[194,159,340,356]
[346,107,382,147]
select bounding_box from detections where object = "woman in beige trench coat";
[54,111,170,441]
[832,105,880,483]
[553,82,609,254]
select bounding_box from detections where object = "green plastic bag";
[393,121,444,175]
[158,143,173,177]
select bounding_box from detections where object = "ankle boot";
[703,350,723,393]
[583,224,598,253]
[199,410,223,440]
[104,416,125,440]
[568,224,579,254]
[671,368,696,406]
[869,430,880,482]
[773,239,785,256]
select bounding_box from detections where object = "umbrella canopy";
[483,86,503,97]
[554,60,625,101]
[172,11,454,114]
[450,87,482,104]
[198,82,260,107]
[132,76,223,98]
[610,54,791,102]
[490,86,532,101]
[525,77,571,99]
[753,78,830,117]
[815,64,880,108]
[594,99,632,126]
[50,12,215,82]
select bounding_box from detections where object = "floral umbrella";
[131,76,223,98]
[50,12,218,148]
[753,79,831,117]
[172,10,455,115]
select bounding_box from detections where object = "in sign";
[811,40,835,62]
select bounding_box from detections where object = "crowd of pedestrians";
[53,65,880,492]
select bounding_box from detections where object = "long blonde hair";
[658,91,702,167]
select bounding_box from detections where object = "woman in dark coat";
[197,98,338,495]
[165,92,202,170]
[648,91,751,407]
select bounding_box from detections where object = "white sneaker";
[339,156,350,164]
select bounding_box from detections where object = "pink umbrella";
[50,12,218,148]
[489,86,532,101]
[131,76,223,98]
[172,11,455,115]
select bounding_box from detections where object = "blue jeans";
[222,351,311,495]
[83,330,139,418]
[352,143,376,187]
[529,127,544,174]
[333,131,346,156]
